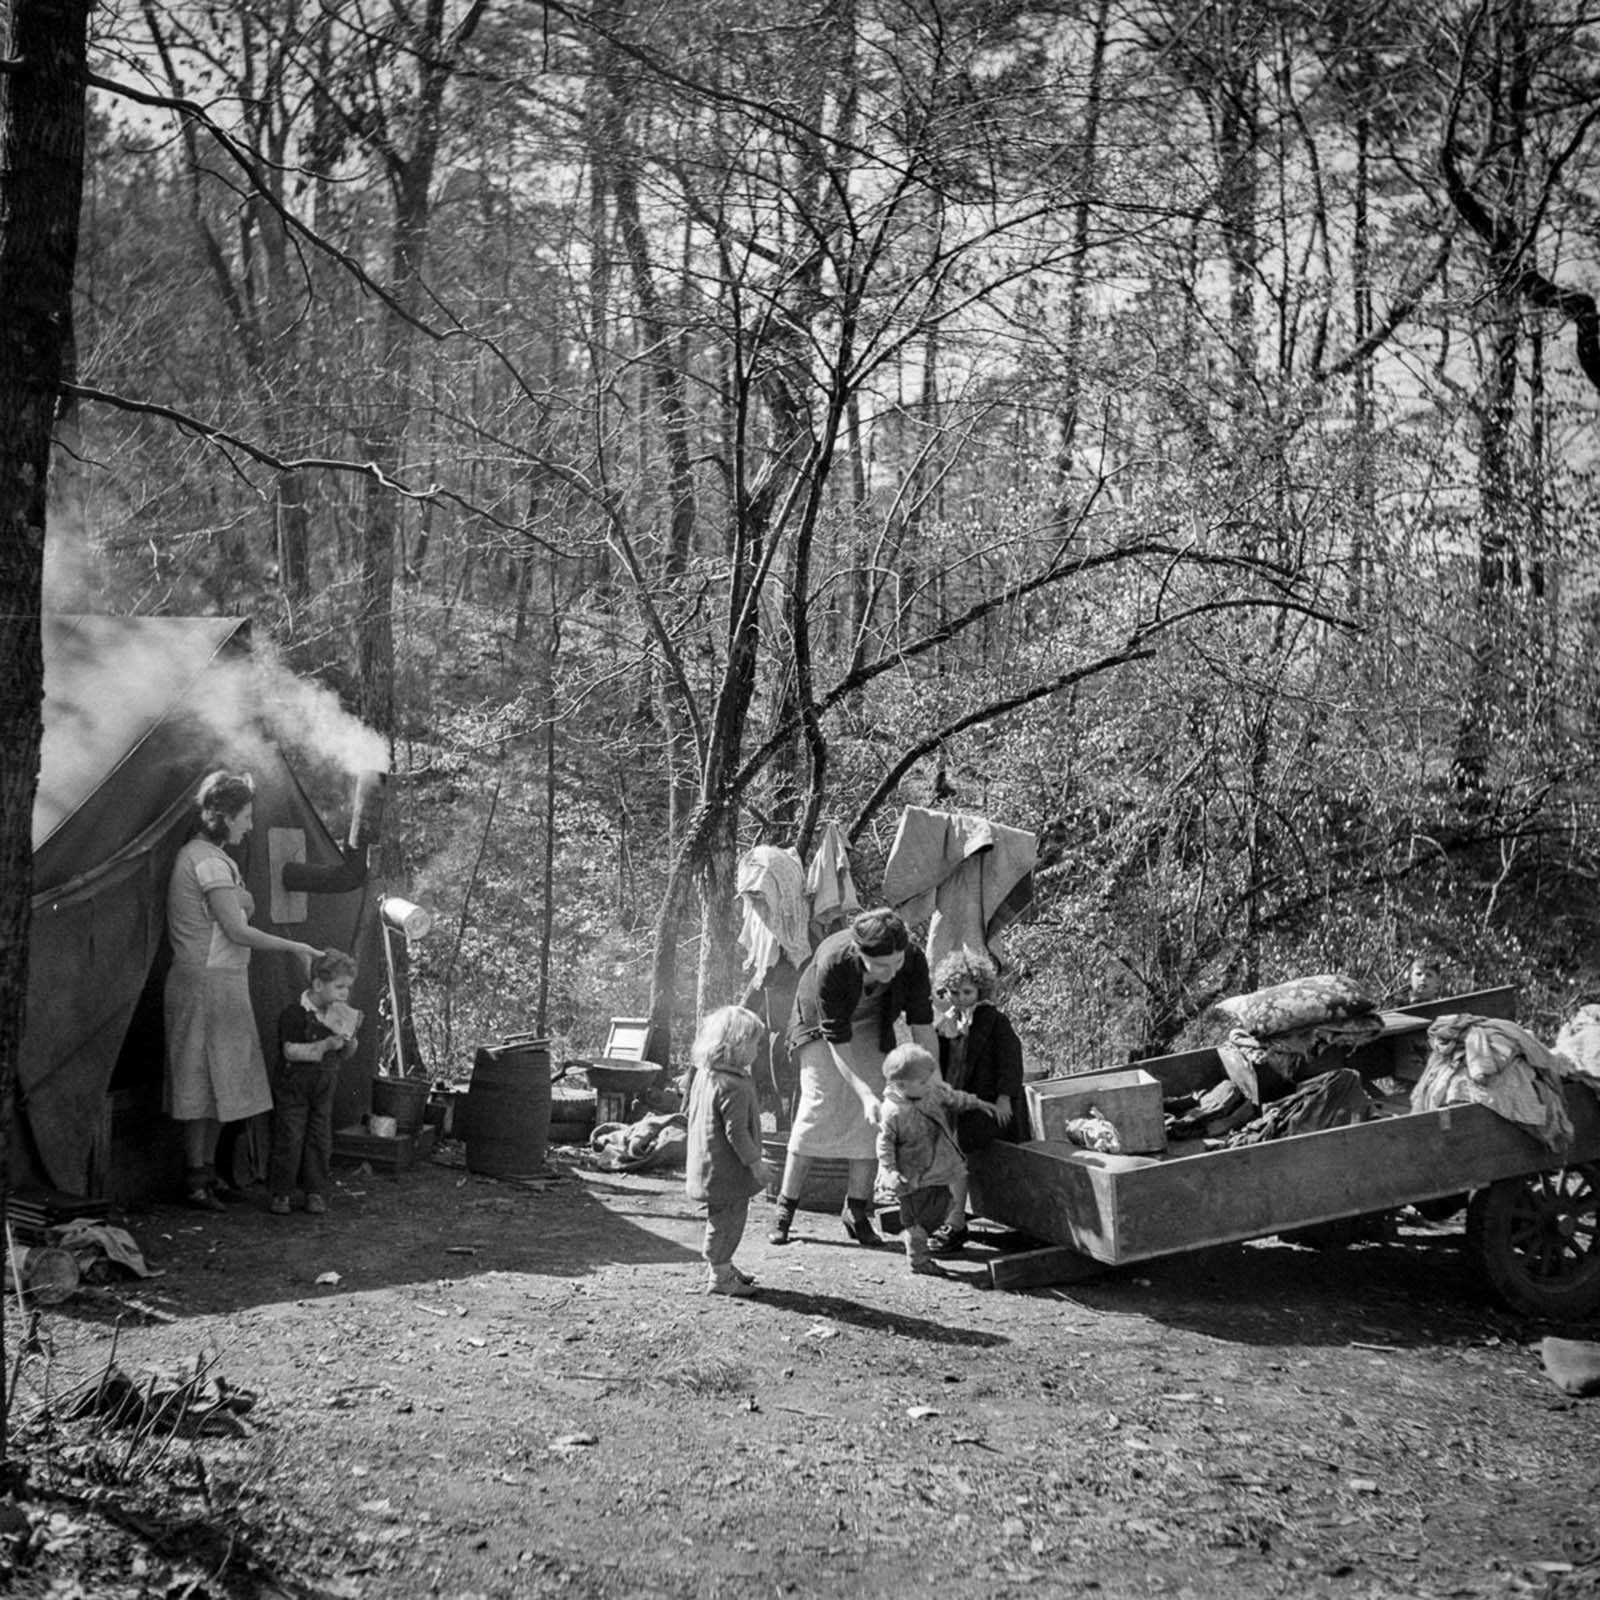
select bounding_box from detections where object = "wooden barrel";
[464,1040,552,1176]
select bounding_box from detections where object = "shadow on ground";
[977,1222,1565,1349]
[55,1151,700,1324]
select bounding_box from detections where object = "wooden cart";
[969,987,1600,1319]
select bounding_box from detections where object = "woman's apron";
[785,981,888,1160]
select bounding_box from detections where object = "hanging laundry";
[805,820,860,939]
[880,806,1037,972]
[734,845,810,985]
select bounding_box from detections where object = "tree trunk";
[1057,0,1110,478]
[0,0,92,1456]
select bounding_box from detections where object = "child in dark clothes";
[270,948,360,1216]
[930,946,1025,1254]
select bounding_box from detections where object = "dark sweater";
[786,927,935,1054]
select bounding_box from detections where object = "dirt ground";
[5,1135,1600,1600]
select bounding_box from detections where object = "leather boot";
[842,1197,881,1248]
[767,1196,798,1245]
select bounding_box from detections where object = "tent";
[19,614,386,1203]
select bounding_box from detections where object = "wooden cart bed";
[968,986,1600,1317]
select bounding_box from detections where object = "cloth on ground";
[1554,1004,1600,1088]
[53,1219,151,1277]
[880,806,1037,973]
[1541,1337,1600,1398]
[1412,1014,1575,1155]
[804,821,860,938]
[1218,1014,1386,1106]
[735,845,811,983]
[1214,973,1378,1038]
[1224,1068,1374,1146]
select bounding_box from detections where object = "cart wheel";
[1465,1163,1600,1320]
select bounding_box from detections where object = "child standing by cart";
[685,1006,769,1297]
[876,1044,998,1277]
[270,949,360,1216]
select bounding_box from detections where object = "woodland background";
[16,0,1600,1080]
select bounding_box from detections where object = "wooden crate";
[333,1123,436,1172]
[1027,1068,1167,1154]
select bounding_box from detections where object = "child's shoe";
[910,1259,951,1278]
[305,1193,327,1216]
[708,1263,756,1297]
[929,1223,970,1256]
[268,1194,292,1216]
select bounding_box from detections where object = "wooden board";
[987,1245,1109,1292]
[971,1081,1600,1267]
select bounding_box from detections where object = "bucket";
[465,1037,552,1177]
[371,1074,430,1133]
[7,1245,80,1305]
[587,1059,664,1127]
[761,1137,852,1212]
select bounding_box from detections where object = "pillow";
[1214,973,1377,1039]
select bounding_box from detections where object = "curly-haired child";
[929,946,1025,1254]
[685,1005,769,1297]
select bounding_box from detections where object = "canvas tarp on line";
[21,614,383,1198]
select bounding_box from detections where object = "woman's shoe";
[185,1169,225,1211]
[768,1197,798,1245]
[842,1201,881,1248]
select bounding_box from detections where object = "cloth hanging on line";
[805,820,860,938]
[880,806,1037,973]
[734,845,811,986]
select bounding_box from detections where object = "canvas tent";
[19,614,385,1203]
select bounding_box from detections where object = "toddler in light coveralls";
[875,1044,997,1277]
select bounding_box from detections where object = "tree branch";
[62,382,567,555]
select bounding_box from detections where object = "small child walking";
[876,1044,998,1277]
[685,1005,769,1297]
[270,949,361,1216]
